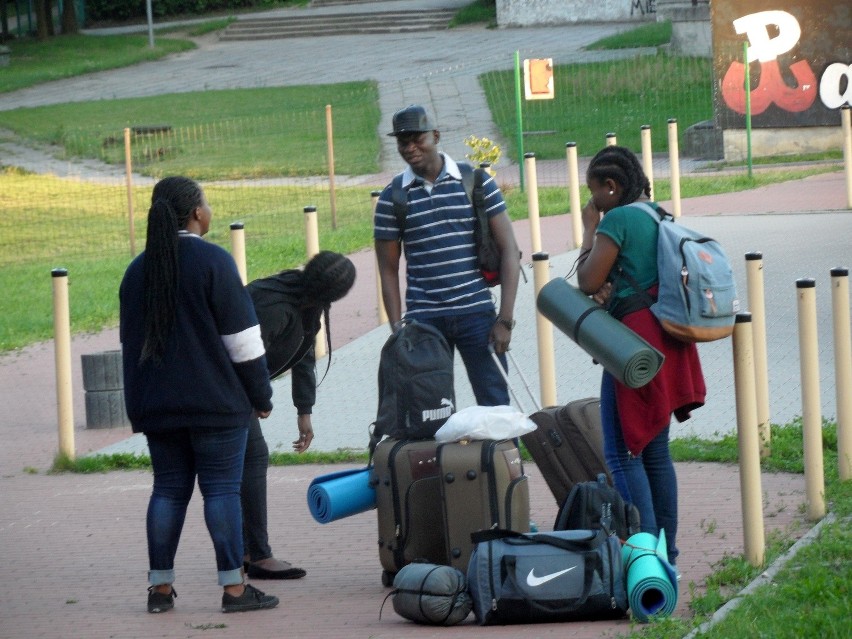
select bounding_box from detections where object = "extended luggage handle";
[488,345,542,412]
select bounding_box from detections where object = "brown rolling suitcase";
[371,437,447,586]
[523,399,612,507]
[489,350,610,508]
[437,439,530,574]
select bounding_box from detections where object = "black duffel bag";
[467,528,628,625]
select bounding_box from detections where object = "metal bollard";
[524,152,542,254]
[230,222,247,285]
[796,278,826,520]
[566,142,583,249]
[732,313,765,567]
[52,268,75,461]
[641,124,654,201]
[830,267,852,480]
[304,206,326,359]
[667,119,682,218]
[532,253,557,408]
[371,191,388,326]
[745,252,771,456]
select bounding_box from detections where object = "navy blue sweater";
[120,234,273,433]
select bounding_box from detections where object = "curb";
[683,512,837,638]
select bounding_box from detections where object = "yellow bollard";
[731,313,765,567]
[640,124,654,201]
[230,222,247,285]
[796,278,826,520]
[605,132,617,146]
[524,153,542,254]
[667,119,682,218]
[566,142,583,249]
[371,191,388,326]
[745,252,771,456]
[532,253,557,408]
[123,127,136,257]
[830,267,852,480]
[304,206,326,359]
[325,104,338,230]
[841,105,851,209]
[52,268,75,461]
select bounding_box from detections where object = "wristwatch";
[495,316,515,331]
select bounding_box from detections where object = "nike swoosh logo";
[526,565,576,587]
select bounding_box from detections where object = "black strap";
[572,305,606,344]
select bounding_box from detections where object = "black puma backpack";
[370,320,455,448]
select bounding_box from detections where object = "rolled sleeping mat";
[622,531,678,622]
[536,278,664,388]
[307,467,376,524]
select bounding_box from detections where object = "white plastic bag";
[434,405,537,443]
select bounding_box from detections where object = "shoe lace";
[148,586,177,599]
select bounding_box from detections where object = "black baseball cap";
[388,105,437,136]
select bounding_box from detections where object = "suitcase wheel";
[381,570,396,587]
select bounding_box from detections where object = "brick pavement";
[0,0,850,634]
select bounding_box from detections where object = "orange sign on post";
[524,58,554,100]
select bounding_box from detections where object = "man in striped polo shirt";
[374,105,520,406]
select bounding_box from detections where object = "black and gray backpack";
[370,320,455,449]
[554,473,641,541]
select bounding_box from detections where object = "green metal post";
[514,51,525,192]
[744,42,753,179]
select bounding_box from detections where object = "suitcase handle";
[489,345,542,412]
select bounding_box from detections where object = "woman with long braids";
[576,146,706,566]
[241,250,356,580]
[120,176,279,613]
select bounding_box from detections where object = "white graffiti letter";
[733,10,801,63]
[819,63,852,109]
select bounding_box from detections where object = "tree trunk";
[61,0,79,34]
[1,0,9,42]
[35,0,49,39]
[45,0,55,37]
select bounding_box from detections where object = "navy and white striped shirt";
[374,154,508,319]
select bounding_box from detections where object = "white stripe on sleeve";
[221,324,265,363]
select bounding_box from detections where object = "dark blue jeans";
[241,416,272,562]
[419,310,509,406]
[145,425,248,587]
[600,371,679,564]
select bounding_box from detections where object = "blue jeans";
[419,311,509,406]
[145,425,248,587]
[241,416,272,562]
[600,371,679,564]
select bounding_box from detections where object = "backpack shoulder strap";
[458,161,476,205]
[391,173,407,232]
[631,201,664,223]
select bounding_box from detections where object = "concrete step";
[220,8,455,40]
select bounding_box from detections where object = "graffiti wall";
[496,0,654,27]
[712,0,851,129]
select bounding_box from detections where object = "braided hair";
[586,145,651,206]
[302,251,357,381]
[140,176,204,364]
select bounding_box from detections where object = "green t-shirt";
[595,202,660,301]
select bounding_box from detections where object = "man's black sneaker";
[221,584,279,613]
[147,586,176,613]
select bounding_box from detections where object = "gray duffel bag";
[387,562,472,625]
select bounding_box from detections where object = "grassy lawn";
[0,83,382,179]
[0,34,196,94]
[481,52,715,160]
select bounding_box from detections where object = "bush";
[86,0,286,23]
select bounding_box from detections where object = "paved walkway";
[0,3,850,637]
